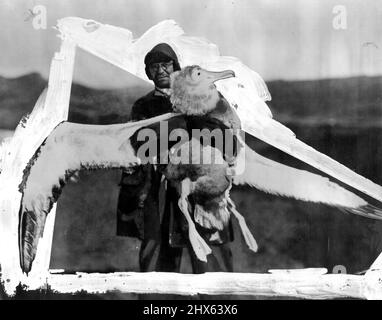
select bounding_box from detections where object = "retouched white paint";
[0,36,76,294]
[22,269,380,299]
[0,17,382,299]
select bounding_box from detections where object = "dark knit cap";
[144,43,181,78]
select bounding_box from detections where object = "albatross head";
[170,65,235,115]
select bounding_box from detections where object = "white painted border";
[0,18,381,299]
[24,268,382,299]
[0,35,76,295]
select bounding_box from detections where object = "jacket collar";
[154,87,172,98]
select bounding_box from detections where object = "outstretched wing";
[216,77,382,204]
[233,145,382,220]
[55,17,382,204]
[19,113,176,273]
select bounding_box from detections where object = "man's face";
[148,60,174,88]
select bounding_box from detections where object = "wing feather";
[233,145,382,219]
[238,116,382,204]
[19,113,176,273]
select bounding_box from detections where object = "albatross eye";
[190,70,201,81]
[192,70,201,79]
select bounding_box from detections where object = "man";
[116,43,234,273]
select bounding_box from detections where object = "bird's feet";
[188,223,212,262]
[228,199,258,252]
[237,215,258,252]
[178,196,212,262]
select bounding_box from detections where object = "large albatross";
[17,18,382,273]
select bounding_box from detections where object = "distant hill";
[0,73,150,130]
[0,73,46,130]
[1,73,382,130]
[267,76,382,127]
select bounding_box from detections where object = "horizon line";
[2,71,382,90]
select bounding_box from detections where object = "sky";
[1,0,382,88]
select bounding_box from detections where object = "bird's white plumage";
[21,113,176,215]
[19,112,179,273]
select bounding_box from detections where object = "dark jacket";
[116,89,234,246]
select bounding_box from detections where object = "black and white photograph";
[1,0,382,304]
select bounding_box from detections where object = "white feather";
[233,145,382,219]
[21,113,176,212]
[19,113,177,273]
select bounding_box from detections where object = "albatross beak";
[205,69,235,83]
